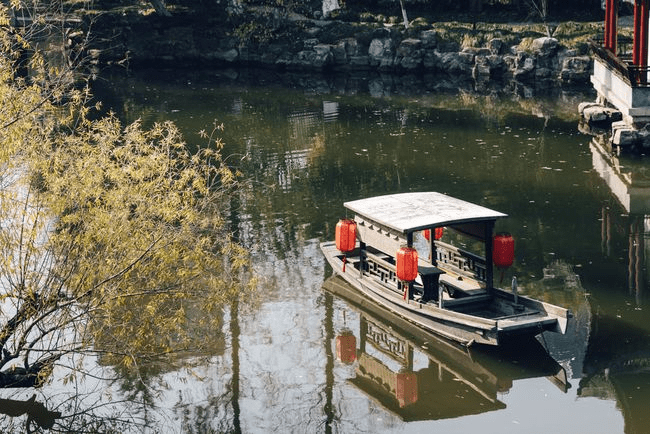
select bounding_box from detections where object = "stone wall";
[84,12,592,92]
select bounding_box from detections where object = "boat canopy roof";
[344,192,507,234]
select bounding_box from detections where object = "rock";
[304,38,319,49]
[437,40,460,53]
[422,50,441,70]
[312,44,333,68]
[439,52,473,77]
[578,102,599,114]
[559,56,592,84]
[531,37,559,56]
[396,38,423,70]
[331,41,348,65]
[342,38,361,57]
[583,105,609,123]
[514,55,535,81]
[487,54,507,78]
[368,38,394,67]
[580,103,622,124]
[348,55,370,68]
[473,55,490,81]
[639,125,650,148]
[612,123,640,147]
[488,38,505,55]
[419,30,438,48]
[463,47,490,57]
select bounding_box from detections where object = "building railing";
[590,36,650,88]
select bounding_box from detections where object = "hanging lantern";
[423,227,443,241]
[493,233,515,269]
[396,247,418,281]
[335,219,357,252]
[396,372,418,407]
[336,333,356,364]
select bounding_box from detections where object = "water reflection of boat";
[320,192,570,346]
[324,275,568,422]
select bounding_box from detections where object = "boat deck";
[328,242,551,322]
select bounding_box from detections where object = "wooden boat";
[320,192,570,346]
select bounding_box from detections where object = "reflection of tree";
[0,395,60,431]
[0,388,151,432]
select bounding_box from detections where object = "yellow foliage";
[0,10,255,381]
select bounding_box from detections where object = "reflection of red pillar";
[336,334,356,364]
[396,372,418,407]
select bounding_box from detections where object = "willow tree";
[0,3,253,390]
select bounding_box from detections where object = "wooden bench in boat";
[435,241,487,297]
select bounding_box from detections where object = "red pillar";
[605,0,612,50]
[634,0,650,66]
[603,0,612,49]
[609,0,619,54]
[633,0,649,65]
[633,0,649,83]
[634,0,642,64]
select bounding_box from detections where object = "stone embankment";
[83,12,592,92]
[580,101,650,150]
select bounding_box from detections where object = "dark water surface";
[85,69,650,433]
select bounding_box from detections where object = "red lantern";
[493,233,515,268]
[335,219,356,252]
[396,372,418,407]
[336,334,356,364]
[423,227,443,241]
[396,247,418,281]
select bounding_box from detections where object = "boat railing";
[363,250,402,294]
[434,241,487,283]
[363,249,444,303]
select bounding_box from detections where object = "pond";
[30,69,650,432]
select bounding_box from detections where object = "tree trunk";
[399,0,409,29]
[0,355,58,388]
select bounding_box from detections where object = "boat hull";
[321,241,569,346]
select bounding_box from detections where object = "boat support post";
[485,221,495,292]
[406,232,414,302]
[359,241,366,278]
